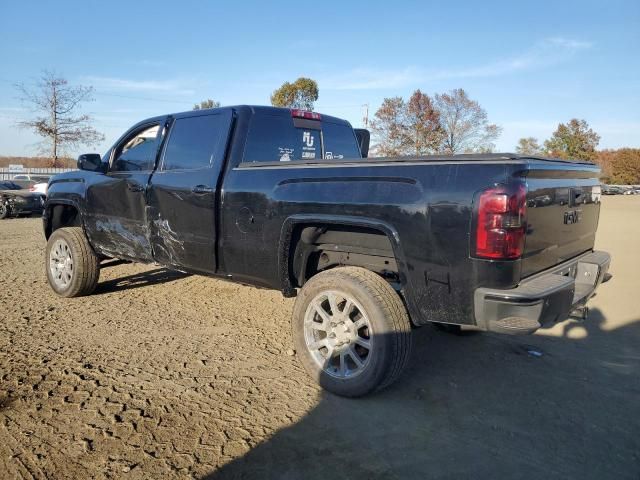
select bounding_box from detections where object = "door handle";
[127,183,144,192]
[192,185,214,194]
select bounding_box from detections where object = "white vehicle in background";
[11,174,52,191]
[30,182,48,195]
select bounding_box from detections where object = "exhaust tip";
[569,306,589,321]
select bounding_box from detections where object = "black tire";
[0,202,9,219]
[45,227,100,297]
[292,266,412,397]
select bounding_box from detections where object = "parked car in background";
[12,174,51,182]
[602,185,625,195]
[0,181,45,219]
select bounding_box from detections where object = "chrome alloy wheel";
[49,238,73,289]
[303,290,373,379]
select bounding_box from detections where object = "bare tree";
[16,71,104,166]
[434,88,501,154]
[370,97,407,157]
[404,90,444,155]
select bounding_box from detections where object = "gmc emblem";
[564,210,582,224]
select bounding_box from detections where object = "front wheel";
[0,202,9,219]
[45,227,100,297]
[292,267,412,397]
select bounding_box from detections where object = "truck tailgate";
[521,160,602,278]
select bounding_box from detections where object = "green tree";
[370,97,407,157]
[193,99,220,110]
[543,119,600,161]
[270,77,319,110]
[594,149,616,183]
[609,148,640,185]
[404,89,444,155]
[516,137,543,156]
[434,88,501,154]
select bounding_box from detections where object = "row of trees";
[267,80,502,156]
[370,88,501,156]
[515,119,640,184]
[13,72,639,183]
[516,119,600,160]
[594,148,640,185]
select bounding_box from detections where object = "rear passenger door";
[147,109,232,273]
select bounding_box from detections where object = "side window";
[161,114,226,171]
[112,124,160,172]
[243,114,321,163]
[322,121,362,160]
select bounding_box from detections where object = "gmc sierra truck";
[43,106,611,397]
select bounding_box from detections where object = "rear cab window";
[242,111,361,163]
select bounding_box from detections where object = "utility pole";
[361,103,369,129]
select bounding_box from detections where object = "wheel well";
[289,224,399,288]
[45,204,81,239]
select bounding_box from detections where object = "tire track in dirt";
[0,218,319,479]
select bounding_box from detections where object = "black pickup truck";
[44,106,611,397]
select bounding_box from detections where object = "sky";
[0,0,639,156]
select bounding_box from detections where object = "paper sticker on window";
[278,147,294,161]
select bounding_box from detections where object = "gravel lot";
[1,197,639,479]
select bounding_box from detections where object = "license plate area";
[575,262,600,287]
[558,264,578,279]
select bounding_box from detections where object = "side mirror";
[77,154,106,173]
[354,129,370,158]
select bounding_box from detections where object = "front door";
[85,121,165,261]
[147,109,232,273]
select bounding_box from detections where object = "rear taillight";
[474,184,527,260]
[291,109,321,120]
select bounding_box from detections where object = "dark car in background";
[0,181,45,219]
[602,185,626,195]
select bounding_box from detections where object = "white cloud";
[546,37,593,49]
[138,59,167,67]
[81,76,196,96]
[322,36,594,90]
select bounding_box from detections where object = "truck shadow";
[94,267,191,294]
[203,309,640,479]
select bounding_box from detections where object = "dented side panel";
[147,169,218,273]
[84,171,154,261]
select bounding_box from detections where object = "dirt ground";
[0,197,638,479]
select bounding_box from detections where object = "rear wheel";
[292,267,412,397]
[45,227,100,297]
